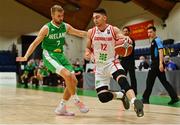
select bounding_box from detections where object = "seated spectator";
[37,61,50,85]
[178,51,180,57]
[164,56,178,71]
[138,56,149,71]
[31,74,39,88]
[30,65,40,88]
[20,70,29,88]
[24,59,36,79]
[20,59,36,88]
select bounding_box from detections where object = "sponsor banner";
[128,20,154,40]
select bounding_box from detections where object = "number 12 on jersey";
[101,43,107,51]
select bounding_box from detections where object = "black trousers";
[121,59,137,95]
[143,63,178,101]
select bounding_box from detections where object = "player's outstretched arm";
[66,23,87,38]
[16,25,48,62]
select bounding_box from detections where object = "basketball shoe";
[55,104,75,116]
[74,101,89,113]
[120,90,130,110]
[134,99,144,117]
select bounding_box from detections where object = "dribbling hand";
[124,36,133,44]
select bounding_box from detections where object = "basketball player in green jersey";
[16,5,89,116]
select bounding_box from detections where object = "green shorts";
[42,50,74,74]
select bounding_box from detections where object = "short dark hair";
[93,8,107,16]
[147,26,156,32]
[123,26,130,32]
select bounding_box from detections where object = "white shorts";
[95,60,124,89]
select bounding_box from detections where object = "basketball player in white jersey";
[85,8,144,117]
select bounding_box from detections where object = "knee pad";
[97,91,113,103]
[112,69,130,92]
[112,69,126,80]
[118,77,131,93]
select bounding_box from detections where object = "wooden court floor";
[0,86,180,124]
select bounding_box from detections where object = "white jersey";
[90,25,124,89]
[91,25,118,66]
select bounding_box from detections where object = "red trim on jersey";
[113,59,120,70]
[110,25,118,58]
[88,27,96,53]
[110,25,118,41]
[90,27,96,40]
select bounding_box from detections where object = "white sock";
[72,94,80,103]
[115,91,124,99]
[131,97,136,104]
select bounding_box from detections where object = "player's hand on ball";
[124,36,132,44]
[115,37,133,57]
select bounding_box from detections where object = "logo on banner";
[127,20,154,40]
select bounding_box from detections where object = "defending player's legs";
[60,68,77,95]
[54,69,76,116]
[71,74,89,113]
[55,68,89,115]
[54,87,75,116]
[52,84,73,115]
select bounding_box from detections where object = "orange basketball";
[115,38,133,57]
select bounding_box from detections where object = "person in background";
[37,61,50,85]
[20,59,36,88]
[164,56,178,71]
[20,70,29,88]
[119,26,138,95]
[142,26,179,105]
[138,56,150,71]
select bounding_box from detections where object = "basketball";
[115,38,133,57]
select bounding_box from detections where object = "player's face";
[93,13,106,27]
[52,11,64,25]
[123,28,130,36]
[147,29,156,38]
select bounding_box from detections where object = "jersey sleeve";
[155,37,163,49]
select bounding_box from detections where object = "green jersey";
[42,21,67,52]
[42,21,74,74]
[39,67,49,77]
